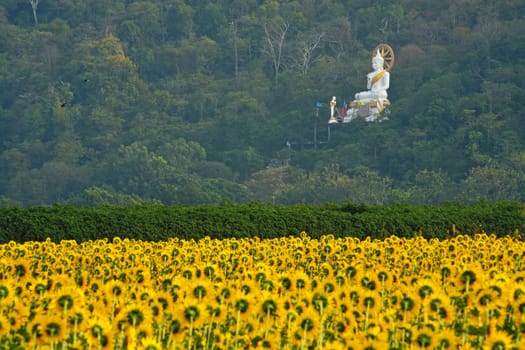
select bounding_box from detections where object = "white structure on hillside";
[329,44,394,123]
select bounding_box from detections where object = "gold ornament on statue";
[373,43,395,72]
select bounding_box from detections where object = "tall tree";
[291,29,325,76]
[262,17,289,86]
[29,0,40,25]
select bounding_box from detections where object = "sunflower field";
[0,232,524,350]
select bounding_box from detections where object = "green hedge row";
[0,201,523,243]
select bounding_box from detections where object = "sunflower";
[74,268,92,288]
[376,269,393,290]
[183,300,205,329]
[102,279,126,301]
[214,282,232,304]
[13,259,31,282]
[135,285,155,302]
[488,280,509,310]
[310,291,329,316]
[296,306,320,341]
[416,277,438,300]
[207,303,227,326]
[41,313,68,343]
[140,335,163,350]
[49,285,84,318]
[367,322,390,345]
[362,290,379,311]
[26,320,45,347]
[347,287,360,307]
[427,290,455,323]
[360,273,379,292]
[456,265,481,294]
[261,294,278,316]
[413,327,436,349]
[0,311,10,335]
[30,277,52,298]
[152,290,172,315]
[362,289,380,330]
[483,329,513,350]
[232,289,252,315]
[83,314,113,348]
[475,287,501,322]
[397,293,420,322]
[123,301,153,328]
[440,264,454,287]
[190,281,214,303]
[278,273,294,293]
[395,322,415,347]
[239,278,258,296]
[0,281,16,306]
[165,316,184,345]
[318,262,334,279]
[134,322,155,344]
[292,271,309,291]
[434,327,459,349]
[506,281,525,310]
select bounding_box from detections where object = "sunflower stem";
[461,278,470,346]
[158,323,165,345]
[317,302,324,350]
[234,309,241,350]
[286,313,293,346]
[62,299,69,350]
[264,308,270,339]
[205,310,216,350]
[97,333,102,350]
[187,317,194,350]
[300,325,307,350]
[364,302,370,331]
[73,317,78,345]
[111,291,118,321]
[117,329,125,350]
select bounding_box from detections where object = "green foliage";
[0,202,522,243]
[0,0,523,205]
[75,187,148,206]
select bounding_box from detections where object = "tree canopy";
[0,0,524,206]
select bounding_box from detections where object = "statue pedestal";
[341,99,390,123]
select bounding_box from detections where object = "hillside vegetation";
[0,0,524,205]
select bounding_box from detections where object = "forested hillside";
[1,0,524,206]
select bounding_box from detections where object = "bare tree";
[262,19,289,85]
[29,0,41,25]
[230,20,239,78]
[292,31,325,75]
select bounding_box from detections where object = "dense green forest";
[1,0,524,206]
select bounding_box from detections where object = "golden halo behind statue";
[373,43,395,71]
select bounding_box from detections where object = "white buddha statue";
[334,45,393,123]
[354,50,390,103]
